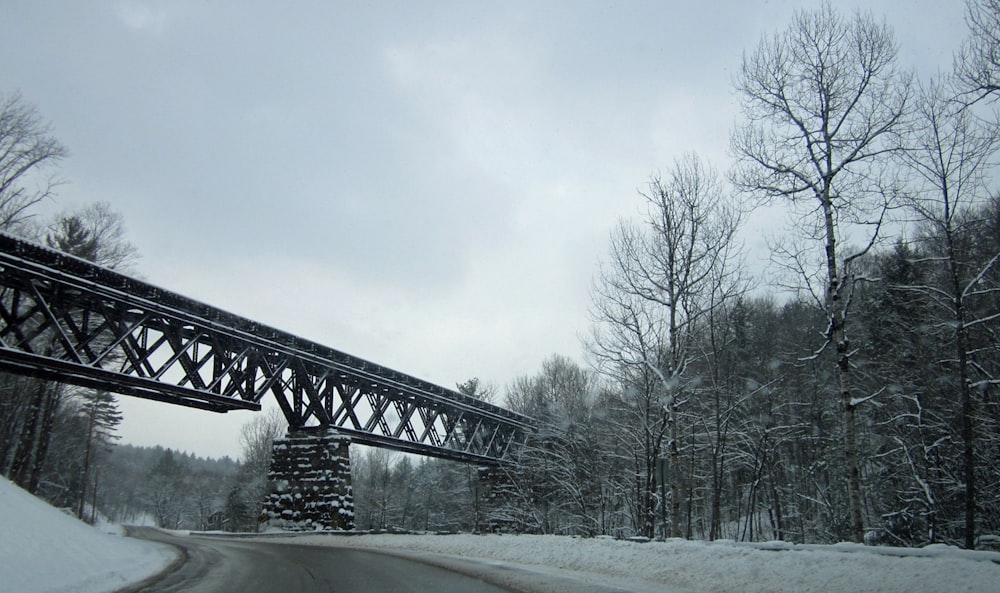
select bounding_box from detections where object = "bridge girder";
[0,233,533,465]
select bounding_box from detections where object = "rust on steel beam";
[0,233,534,464]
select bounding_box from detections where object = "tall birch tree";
[730,2,911,543]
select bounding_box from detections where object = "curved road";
[124,528,512,593]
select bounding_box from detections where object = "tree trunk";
[78,404,97,519]
[669,408,682,538]
[710,456,722,540]
[824,192,865,544]
[28,384,62,493]
[952,276,976,549]
[839,354,865,543]
[9,380,46,490]
[771,480,784,540]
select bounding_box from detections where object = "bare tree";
[456,377,497,404]
[897,79,1000,548]
[590,153,745,538]
[239,407,287,477]
[730,2,911,543]
[230,407,286,531]
[43,202,140,271]
[589,272,666,538]
[955,0,1000,104]
[0,91,66,232]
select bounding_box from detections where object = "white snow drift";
[0,478,175,593]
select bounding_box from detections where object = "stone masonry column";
[264,428,354,531]
[477,465,519,533]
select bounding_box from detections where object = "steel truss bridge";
[0,233,533,465]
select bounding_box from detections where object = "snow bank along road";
[0,478,175,593]
[259,531,1000,593]
[139,529,1000,593]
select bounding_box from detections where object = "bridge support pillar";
[264,428,354,531]
[477,465,519,532]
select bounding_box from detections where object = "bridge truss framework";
[0,233,533,466]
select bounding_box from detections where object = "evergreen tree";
[76,390,122,521]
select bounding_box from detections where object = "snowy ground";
[0,478,176,593]
[266,531,1000,593]
[2,474,998,593]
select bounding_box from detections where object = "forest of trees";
[92,409,283,534]
[350,1,1000,549]
[2,0,999,550]
[351,199,1000,546]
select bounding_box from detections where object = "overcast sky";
[2,0,969,460]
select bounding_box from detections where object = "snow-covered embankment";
[0,478,175,593]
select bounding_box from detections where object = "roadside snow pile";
[283,531,1000,593]
[0,477,176,593]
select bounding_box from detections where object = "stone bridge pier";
[264,428,354,531]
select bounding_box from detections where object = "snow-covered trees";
[450,29,995,542]
[350,449,480,532]
[590,154,746,538]
[95,444,238,529]
[895,78,1000,548]
[499,355,616,535]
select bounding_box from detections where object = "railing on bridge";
[0,232,533,465]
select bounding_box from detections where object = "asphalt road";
[124,527,513,593]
